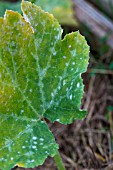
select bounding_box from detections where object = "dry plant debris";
[13,53,113,170]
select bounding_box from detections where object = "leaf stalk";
[54,150,66,170]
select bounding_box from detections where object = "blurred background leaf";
[0,1,21,16]
[0,0,77,26]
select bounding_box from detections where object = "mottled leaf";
[0,1,89,169]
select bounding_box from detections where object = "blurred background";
[1,0,113,169]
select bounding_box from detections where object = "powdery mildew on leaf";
[0,1,89,169]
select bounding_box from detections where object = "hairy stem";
[54,150,66,170]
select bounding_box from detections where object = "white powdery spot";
[59,76,62,81]
[20,110,24,114]
[65,63,69,67]
[51,92,54,97]
[31,160,35,162]
[9,95,12,99]
[55,36,58,40]
[77,83,80,88]
[32,146,37,149]
[0,158,4,161]
[33,136,37,140]
[63,80,66,86]
[22,146,26,149]
[71,49,76,56]
[45,151,49,154]
[50,100,53,105]
[29,89,32,93]
[72,62,75,65]
[27,124,30,128]
[58,86,61,90]
[66,88,69,92]
[71,82,73,86]
[40,138,44,141]
[33,141,37,145]
[11,112,14,116]
[10,157,14,160]
[63,56,66,59]
[23,13,34,33]
[70,94,73,100]
[56,119,60,122]
[68,45,71,48]
[35,23,38,27]
[53,52,56,56]
[70,86,72,90]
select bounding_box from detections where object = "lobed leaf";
[0,1,89,169]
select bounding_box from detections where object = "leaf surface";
[0,1,89,169]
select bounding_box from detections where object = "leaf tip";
[16,163,25,167]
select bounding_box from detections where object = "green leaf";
[0,1,89,169]
[0,118,57,169]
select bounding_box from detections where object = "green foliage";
[0,1,89,169]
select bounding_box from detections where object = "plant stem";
[54,150,66,170]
